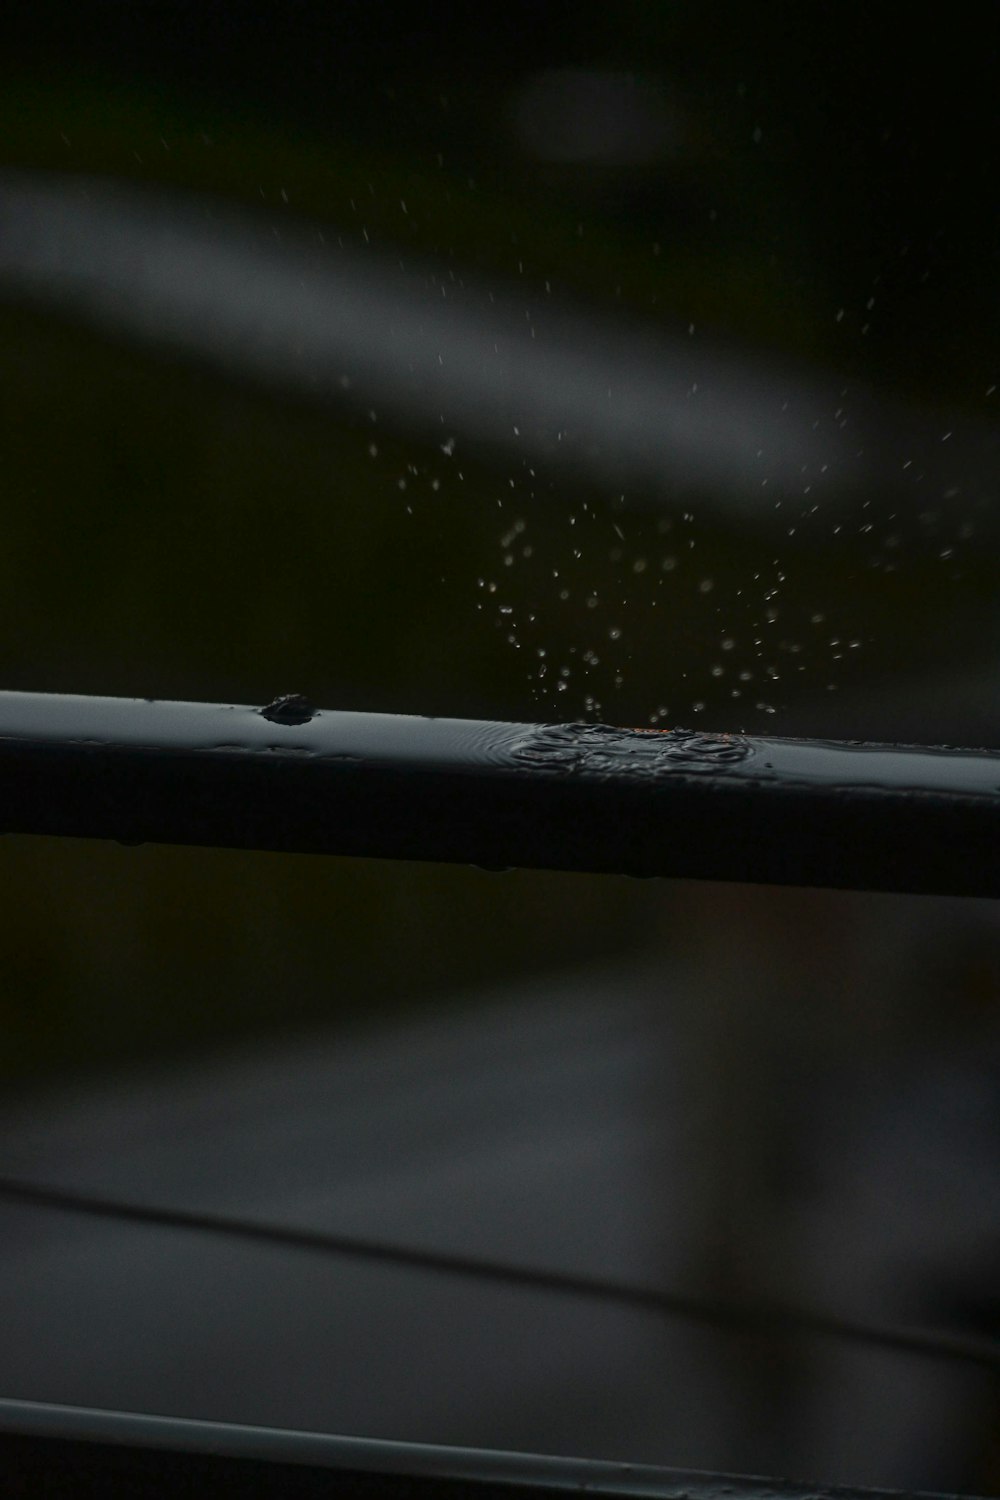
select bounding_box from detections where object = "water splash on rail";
[510,722,754,779]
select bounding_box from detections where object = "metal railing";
[0,687,997,1494]
[1,689,999,896]
[0,1397,984,1500]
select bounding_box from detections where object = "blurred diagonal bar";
[0,690,998,897]
[0,171,895,512]
[0,1398,988,1500]
[1,1174,996,1374]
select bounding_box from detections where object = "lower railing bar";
[3,1175,995,1374]
[0,690,998,897]
[0,1398,984,1500]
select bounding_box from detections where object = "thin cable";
[0,1175,996,1376]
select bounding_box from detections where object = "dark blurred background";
[0,3,998,1493]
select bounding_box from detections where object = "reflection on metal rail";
[0,1398,986,1500]
[0,690,998,897]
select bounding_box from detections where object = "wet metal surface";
[511,725,755,778]
[0,691,998,794]
[0,691,997,895]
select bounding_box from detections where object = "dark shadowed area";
[0,5,998,1494]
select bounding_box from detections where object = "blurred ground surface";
[0,9,998,1491]
[0,944,997,1493]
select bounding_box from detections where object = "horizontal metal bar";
[0,691,998,897]
[0,1398,980,1500]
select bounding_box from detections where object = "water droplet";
[260,694,316,726]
